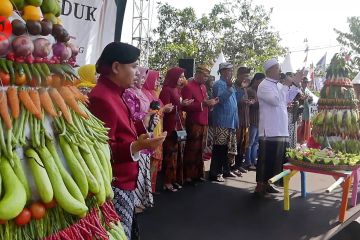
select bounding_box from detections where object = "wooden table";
[269,163,360,223]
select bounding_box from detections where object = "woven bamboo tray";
[288,158,360,171]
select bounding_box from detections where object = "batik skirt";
[183,124,208,180]
[134,153,153,209]
[112,187,136,240]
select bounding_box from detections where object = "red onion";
[33,38,52,58]
[52,42,72,61]
[12,36,34,57]
[0,38,10,56]
[66,42,79,57]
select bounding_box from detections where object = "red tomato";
[0,220,7,225]
[0,71,10,86]
[28,77,37,87]
[44,199,57,209]
[15,208,31,226]
[30,202,46,220]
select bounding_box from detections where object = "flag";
[316,53,327,70]
[303,45,309,64]
[303,54,308,63]
[310,63,314,81]
[310,63,315,90]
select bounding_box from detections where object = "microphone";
[148,101,161,132]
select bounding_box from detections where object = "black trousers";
[256,138,288,184]
[209,145,231,177]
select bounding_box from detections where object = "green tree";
[148,0,286,73]
[334,17,360,79]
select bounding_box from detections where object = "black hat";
[96,42,140,73]
[237,66,251,74]
[252,72,265,82]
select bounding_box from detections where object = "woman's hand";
[162,103,174,113]
[181,99,194,106]
[132,132,167,152]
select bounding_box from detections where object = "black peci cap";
[96,42,140,73]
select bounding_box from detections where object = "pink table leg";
[350,168,359,207]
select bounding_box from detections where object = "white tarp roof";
[353,72,360,84]
[281,54,294,73]
[211,52,226,80]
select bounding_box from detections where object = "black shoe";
[194,177,206,183]
[266,184,281,194]
[223,171,237,178]
[184,180,198,187]
[248,165,256,171]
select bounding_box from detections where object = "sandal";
[163,184,177,192]
[216,175,225,182]
[173,183,183,189]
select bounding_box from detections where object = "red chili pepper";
[77,223,92,236]
[6,52,15,61]
[26,55,34,64]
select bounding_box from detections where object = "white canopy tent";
[211,52,226,80]
[281,54,294,73]
[353,72,360,84]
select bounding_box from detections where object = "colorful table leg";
[300,171,306,198]
[283,170,298,211]
[339,176,352,223]
[350,168,359,207]
[284,174,290,211]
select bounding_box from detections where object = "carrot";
[68,86,89,104]
[58,86,89,120]
[0,90,12,129]
[6,87,20,119]
[29,89,42,119]
[48,88,73,124]
[18,88,41,119]
[39,88,58,117]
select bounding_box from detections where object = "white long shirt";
[257,78,293,137]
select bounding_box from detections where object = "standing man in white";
[255,58,303,196]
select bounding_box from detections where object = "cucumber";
[25,148,54,203]
[45,139,85,204]
[48,64,65,76]
[108,232,117,240]
[22,64,32,83]
[110,229,122,240]
[60,64,79,79]
[88,144,113,199]
[0,157,27,220]
[14,63,24,75]
[40,63,51,76]
[29,64,41,86]
[80,143,106,205]
[70,144,100,194]
[11,152,31,200]
[34,64,46,83]
[58,136,88,198]
[36,146,88,216]
[101,142,113,181]
[0,59,9,73]
[5,60,15,84]
[94,142,110,181]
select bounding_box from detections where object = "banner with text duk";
[61,0,117,66]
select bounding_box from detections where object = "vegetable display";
[0,1,126,239]
[311,54,360,154]
[290,54,360,169]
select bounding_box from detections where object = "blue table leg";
[301,171,306,198]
